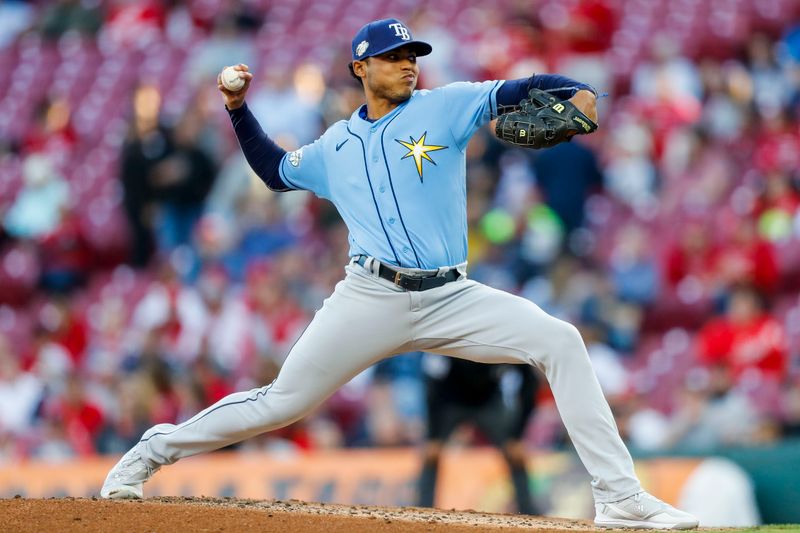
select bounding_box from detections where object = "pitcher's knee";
[541,320,588,363]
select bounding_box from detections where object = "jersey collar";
[350,94,415,132]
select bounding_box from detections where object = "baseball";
[221,66,245,92]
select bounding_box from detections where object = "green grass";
[728,526,800,533]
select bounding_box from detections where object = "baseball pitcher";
[102,18,698,529]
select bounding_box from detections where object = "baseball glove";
[495,88,598,149]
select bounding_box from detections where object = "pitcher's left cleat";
[100,443,160,499]
[594,491,699,530]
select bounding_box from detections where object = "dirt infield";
[0,496,620,532]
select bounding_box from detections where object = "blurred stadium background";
[0,0,799,527]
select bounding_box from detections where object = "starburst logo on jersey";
[395,132,448,182]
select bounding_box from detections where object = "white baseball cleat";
[594,491,699,529]
[100,444,160,499]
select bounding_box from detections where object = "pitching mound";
[1,496,615,532]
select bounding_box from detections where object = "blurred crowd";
[0,0,799,463]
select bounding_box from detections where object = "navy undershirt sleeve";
[496,74,596,108]
[227,103,290,192]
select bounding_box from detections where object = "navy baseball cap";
[351,18,432,61]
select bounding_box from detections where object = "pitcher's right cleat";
[100,443,160,499]
[594,491,699,530]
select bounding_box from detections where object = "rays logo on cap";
[388,22,410,40]
[355,40,369,57]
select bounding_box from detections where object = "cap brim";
[367,40,433,58]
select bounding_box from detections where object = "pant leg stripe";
[139,379,277,443]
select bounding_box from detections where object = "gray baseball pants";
[140,259,642,503]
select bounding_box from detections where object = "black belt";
[354,255,460,291]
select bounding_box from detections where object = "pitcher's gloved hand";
[495,88,598,149]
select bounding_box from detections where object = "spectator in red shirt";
[712,216,779,296]
[754,169,800,219]
[21,298,89,374]
[562,0,617,54]
[664,220,717,290]
[38,209,93,294]
[42,297,89,370]
[104,0,166,48]
[20,98,78,158]
[189,351,232,408]
[667,216,779,299]
[697,284,788,385]
[57,374,104,456]
[245,261,309,363]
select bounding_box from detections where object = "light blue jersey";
[279,80,504,269]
